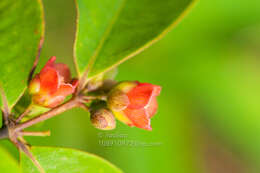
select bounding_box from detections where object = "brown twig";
[28,38,44,84]
[0,126,8,139]
[15,97,82,132]
[0,87,10,125]
[21,130,51,137]
[82,95,107,101]
[77,102,89,111]
[0,82,102,173]
[17,139,45,173]
[15,104,33,123]
[76,70,90,95]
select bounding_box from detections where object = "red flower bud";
[108,81,161,130]
[29,56,78,108]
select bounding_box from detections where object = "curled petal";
[71,78,79,89]
[54,63,71,83]
[35,84,75,108]
[45,95,65,108]
[153,85,161,96]
[40,85,74,108]
[54,84,75,97]
[124,108,152,130]
[45,56,56,66]
[127,83,161,109]
[146,98,158,118]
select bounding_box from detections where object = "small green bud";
[90,108,116,130]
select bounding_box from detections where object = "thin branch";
[77,103,89,111]
[28,38,44,84]
[15,97,81,131]
[15,104,33,123]
[76,69,90,95]
[21,130,51,137]
[82,95,107,101]
[0,87,10,125]
[0,126,8,139]
[17,139,45,173]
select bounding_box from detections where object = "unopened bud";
[106,81,161,130]
[90,108,116,130]
[108,90,129,111]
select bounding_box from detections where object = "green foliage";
[74,0,195,79]
[12,90,32,117]
[20,147,122,173]
[1,0,198,172]
[0,113,2,128]
[0,0,44,107]
[0,146,20,173]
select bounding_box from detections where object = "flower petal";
[146,97,158,118]
[113,111,134,126]
[45,95,65,108]
[39,66,59,94]
[124,108,152,130]
[54,84,75,97]
[45,56,56,66]
[71,78,79,89]
[153,85,161,96]
[127,83,156,109]
[54,63,71,83]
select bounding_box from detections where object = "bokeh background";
[2,0,260,172]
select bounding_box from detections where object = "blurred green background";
[3,0,260,172]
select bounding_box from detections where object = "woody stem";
[0,126,8,140]
[15,97,82,132]
[21,131,51,137]
[82,95,107,101]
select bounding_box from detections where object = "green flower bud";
[90,108,116,130]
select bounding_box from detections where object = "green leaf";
[0,113,2,128]
[0,0,44,108]
[0,146,21,172]
[74,0,195,79]
[20,146,123,173]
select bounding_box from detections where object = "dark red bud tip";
[90,108,116,130]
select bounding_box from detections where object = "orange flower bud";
[108,81,161,130]
[90,108,116,130]
[29,56,78,108]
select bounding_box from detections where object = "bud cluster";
[28,57,161,131]
[89,81,161,130]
